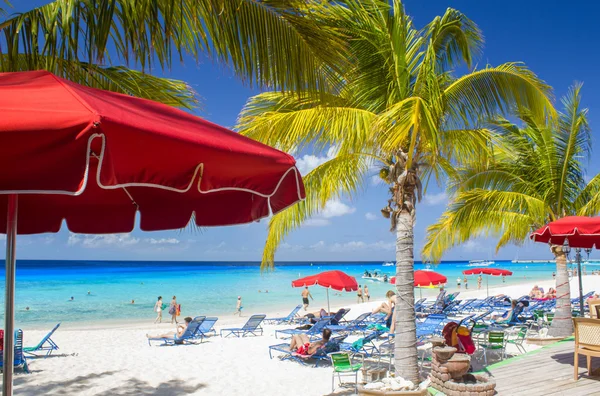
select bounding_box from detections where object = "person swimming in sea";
[70,296,74,301]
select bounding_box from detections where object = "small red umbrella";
[463,268,512,296]
[530,216,600,321]
[390,270,447,298]
[0,71,305,394]
[292,270,358,312]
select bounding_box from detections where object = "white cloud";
[320,200,356,218]
[371,175,386,186]
[305,240,394,252]
[304,218,331,227]
[463,240,486,253]
[148,238,180,245]
[295,146,338,175]
[365,212,378,221]
[423,192,448,206]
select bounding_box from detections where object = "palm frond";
[260,152,374,269]
[444,63,556,126]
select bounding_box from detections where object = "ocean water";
[0,259,562,327]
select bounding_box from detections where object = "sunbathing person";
[289,328,331,355]
[491,300,518,322]
[147,316,192,339]
[372,290,397,332]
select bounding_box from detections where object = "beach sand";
[9,275,598,396]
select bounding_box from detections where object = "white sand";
[8,275,599,396]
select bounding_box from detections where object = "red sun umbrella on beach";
[0,70,305,395]
[463,268,512,297]
[390,270,447,298]
[292,270,358,312]
[530,216,600,322]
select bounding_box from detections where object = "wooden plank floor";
[482,340,600,395]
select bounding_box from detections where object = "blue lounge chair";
[220,314,266,338]
[24,323,60,357]
[268,335,346,367]
[264,305,302,325]
[340,331,382,357]
[196,317,218,338]
[416,314,447,340]
[327,312,372,333]
[148,316,204,346]
[0,330,29,373]
[276,317,330,339]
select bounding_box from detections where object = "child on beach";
[234,296,243,316]
[154,296,163,324]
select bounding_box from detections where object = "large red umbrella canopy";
[0,70,305,233]
[292,270,358,291]
[390,270,447,286]
[463,268,513,276]
[530,216,600,248]
[0,70,305,395]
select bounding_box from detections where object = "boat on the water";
[467,259,495,267]
[382,262,395,267]
[362,270,390,282]
[422,263,434,271]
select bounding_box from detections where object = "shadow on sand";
[12,370,207,395]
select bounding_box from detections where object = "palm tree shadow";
[13,370,207,395]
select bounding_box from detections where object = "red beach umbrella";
[390,270,447,298]
[292,270,358,312]
[530,216,600,322]
[0,71,305,395]
[463,268,512,297]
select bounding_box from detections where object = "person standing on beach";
[464,276,468,289]
[456,277,461,289]
[301,287,313,310]
[477,275,482,290]
[552,271,556,279]
[154,296,163,324]
[364,285,370,301]
[502,274,506,283]
[357,285,364,303]
[169,296,178,324]
[234,296,243,316]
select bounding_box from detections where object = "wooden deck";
[482,340,600,395]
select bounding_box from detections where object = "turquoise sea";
[0,259,568,328]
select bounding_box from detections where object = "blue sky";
[4,1,600,262]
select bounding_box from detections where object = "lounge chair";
[148,316,204,346]
[220,314,266,338]
[326,312,371,333]
[264,305,302,325]
[325,308,351,325]
[24,323,60,357]
[268,335,346,367]
[416,314,447,340]
[275,317,330,339]
[196,317,218,338]
[330,352,364,393]
[0,330,29,373]
[339,330,382,357]
[573,317,600,380]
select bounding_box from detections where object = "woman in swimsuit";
[147,317,192,339]
[169,296,178,324]
[154,296,163,324]
[289,328,331,355]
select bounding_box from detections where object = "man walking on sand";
[301,287,313,311]
[364,285,370,301]
[357,285,364,303]
[234,296,243,316]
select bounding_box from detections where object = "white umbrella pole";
[3,194,17,396]
[486,276,489,297]
[327,288,330,313]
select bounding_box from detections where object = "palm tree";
[236,0,554,381]
[423,84,592,337]
[0,0,347,107]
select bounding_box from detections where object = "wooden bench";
[572,318,600,380]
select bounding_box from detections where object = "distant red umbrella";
[292,270,358,312]
[391,270,447,298]
[530,216,600,322]
[463,268,512,296]
[0,70,305,395]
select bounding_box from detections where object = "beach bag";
[176,304,181,317]
[168,305,176,315]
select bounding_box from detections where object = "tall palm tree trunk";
[548,245,573,337]
[394,210,419,383]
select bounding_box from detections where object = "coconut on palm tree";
[236,0,554,381]
[0,0,347,107]
[423,84,591,337]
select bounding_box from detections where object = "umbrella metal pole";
[3,194,17,396]
[576,249,584,316]
[326,288,330,313]
[486,276,489,297]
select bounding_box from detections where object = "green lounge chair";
[24,323,60,357]
[330,352,363,392]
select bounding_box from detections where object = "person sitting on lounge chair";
[147,317,192,339]
[289,328,331,356]
[373,290,396,332]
